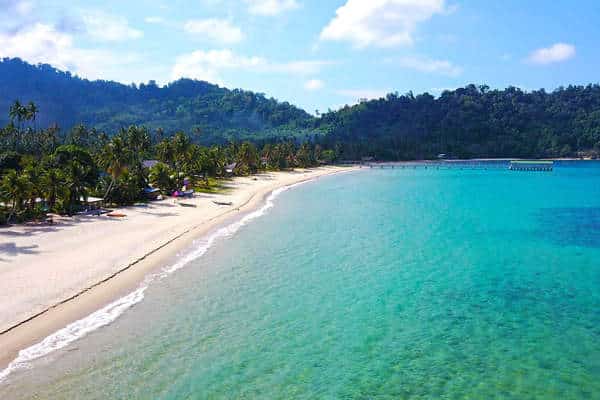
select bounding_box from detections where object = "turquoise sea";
[1,162,600,399]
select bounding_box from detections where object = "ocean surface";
[2,161,600,399]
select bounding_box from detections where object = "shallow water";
[2,162,600,399]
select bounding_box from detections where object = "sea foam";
[0,179,311,383]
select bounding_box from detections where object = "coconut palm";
[8,101,26,149]
[172,132,191,174]
[0,170,31,223]
[63,161,90,214]
[156,139,175,166]
[148,162,175,194]
[22,158,43,211]
[41,167,66,211]
[53,145,98,213]
[98,135,129,200]
[8,101,24,125]
[26,102,38,129]
[236,142,259,174]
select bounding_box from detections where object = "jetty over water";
[356,160,554,172]
[508,160,554,171]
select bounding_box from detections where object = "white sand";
[0,167,353,346]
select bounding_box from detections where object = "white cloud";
[527,43,575,65]
[395,56,462,76]
[337,89,390,101]
[13,0,33,15]
[320,0,446,48]
[81,10,143,42]
[184,19,244,44]
[244,0,300,16]
[430,86,457,95]
[304,79,324,91]
[171,49,265,83]
[272,60,333,75]
[171,49,332,85]
[0,23,144,81]
[0,0,35,29]
[145,16,165,24]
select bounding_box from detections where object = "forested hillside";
[0,58,314,143]
[315,84,600,159]
[2,58,600,159]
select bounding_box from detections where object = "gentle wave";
[0,179,312,383]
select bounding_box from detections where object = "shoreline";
[361,158,598,163]
[0,166,357,372]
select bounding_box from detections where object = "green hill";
[315,85,600,159]
[0,58,315,144]
[2,58,600,159]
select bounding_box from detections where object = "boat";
[107,212,127,218]
[213,201,233,206]
[143,187,161,200]
[172,189,195,198]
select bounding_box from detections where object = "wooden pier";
[363,162,508,171]
[508,160,554,171]
[358,160,554,172]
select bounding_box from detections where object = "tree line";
[0,102,335,224]
[0,58,316,144]
[314,84,600,160]
[3,58,600,161]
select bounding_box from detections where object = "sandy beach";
[0,166,354,368]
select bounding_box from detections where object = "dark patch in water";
[535,207,600,248]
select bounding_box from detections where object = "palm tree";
[26,102,38,130]
[210,146,228,176]
[8,100,24,125]
[23,158,42,211]
[53,145,98,212]
[41,168,65,211]
[236,142,259,174]
[99,136,129,200]
[126,126,151,158]
[0,170,31,223]
[63,161,89,214]
[124,126,151,192]
[8,101,26,149]
[172,132,191,174]
[148,162,174,194]
[156,139,175,166]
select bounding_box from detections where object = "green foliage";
[235,142,259,174]
[296,143,317,168]
[148,162,175,194]
[0,100,332,224]
[315,84,600,160]
[0,58,314,143]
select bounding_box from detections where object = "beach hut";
[361,156,375,163]
[80,196,104,210]
[142,159,161,169]
[225,162,237,176]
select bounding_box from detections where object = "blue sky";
[1,0,599,113]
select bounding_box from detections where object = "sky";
[1,0,599,113]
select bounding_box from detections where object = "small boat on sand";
[107,212,127,218]
[213,201,233,206]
